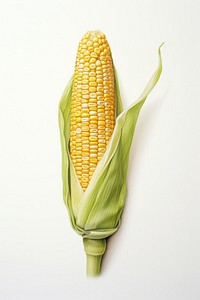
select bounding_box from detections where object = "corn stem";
[83,238,106,277]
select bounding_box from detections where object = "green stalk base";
[83,238,106,277]
[86,254,102,277]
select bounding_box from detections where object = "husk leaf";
[59,46,163,239]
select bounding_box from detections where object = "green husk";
[58,45,163,276]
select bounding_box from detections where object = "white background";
[1,0,200,299]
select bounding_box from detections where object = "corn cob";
[70,30,115,191]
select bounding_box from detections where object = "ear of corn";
[58,31,163,276]
[70,31,116,191]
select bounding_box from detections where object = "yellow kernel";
[85,56,90,62]
[82,139,89,144]
[75,151,82,156]
[82,117,89,122]
[89,136,98,142]
[82,169,89,175]
[82,162,90,168]
[88,103,97,108]
[98,139,106,143]
[90,93,97,99]
[101,60,107,65]
[82,178,89,184]
[98,148,105,153]
[98,143,106,148]
[82,79,88,84]
[86,40,93,47]
[82,155,89,159]
[89,82,97,87]
[89,87,96,92]
[100,51,106,57]
[90,149,98,153]
[89,134,98,140]
[91,116,97,120]
[93,37,98,43]
[82,149,89,154]
[90,124,97,128]
[76,143,82,147]
[96,78,103,84]
[91,52,98,58]
[90,63,96,70]
[82,74,89,79]
[76,166,82,171]
[89,71,96,76]
[76,163,82,168]
[76,157,82,162]
[82,165,89,169]
[90,153,97,158]
[89,110,97,116]
[82,85,89,90]
[88,46,93,52]
[82,126,89,131]
[90,129,98,134]
[82,90,89,96]
[82,94,89,99]
[89,77,96,82]
[89,57,96,63]
[94,48,100,54]
[84,50,90,56]
[89,100,97,104]
[90,141,98,145]
[96,60,101,67]
[75,111,81,116]
[82,132,89,137]
[105,111,111,116]
[98,121,105,126]
[84,67,90,72]
[97,96,104,101]
[98,130,105,134]
[90,158,98,163]
[97,87,104,92]
[82,144,89,149]
[97,100,104,105]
